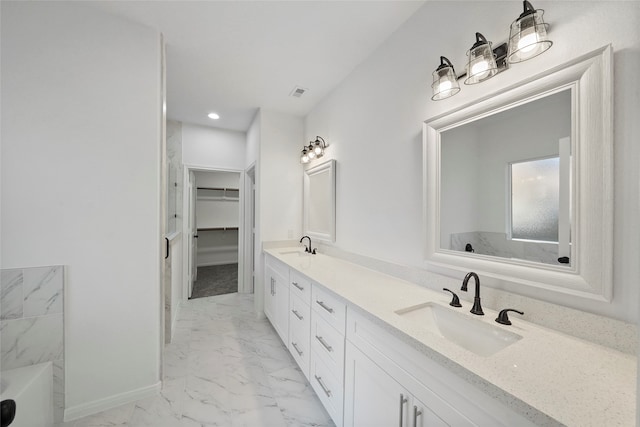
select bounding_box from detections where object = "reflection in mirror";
[440,89,571,266]
[304,159,336,242]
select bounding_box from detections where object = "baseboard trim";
[63,381,161,422]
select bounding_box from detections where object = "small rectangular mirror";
[304,159,336,242]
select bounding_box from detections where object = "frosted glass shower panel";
[510,157,559,242]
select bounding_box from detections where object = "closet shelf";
[197,187,239,202]
[197,187,239,191]
[197,227,239,232]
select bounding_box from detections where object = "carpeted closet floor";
[191,263,238,298]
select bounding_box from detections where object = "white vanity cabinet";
[345,308,535,427]
[263,255,289,344]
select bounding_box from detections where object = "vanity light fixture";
[431,56,461,101]
[464,33,499,85]
[429,0,551,101]
[300,136,327,164]
[507,1,552,63]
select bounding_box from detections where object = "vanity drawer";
[290,270,312,304]
[289,311,310,378]
[289,293,311,330]
[310,351,344,426]
[311,311,345,376]
[312,285,346,334]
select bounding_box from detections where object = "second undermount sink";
[395,302,522,357]
[278,250,310,257]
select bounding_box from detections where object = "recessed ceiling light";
[208,112,220,120]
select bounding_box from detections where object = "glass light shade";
[431,57,460,101]
[313,141,324,156]
[464,33,498,85]
[307,144,316,159]
[507,2,552,63]
[301,148,310,164]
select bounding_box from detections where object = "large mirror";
[304,159,336,242]
[424,45,612,301]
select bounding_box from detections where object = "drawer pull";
[413,406,422,427]
[292,309,304,320]
[292,282,304,291]
[314,375,332,398]
[316,300,334,313]
[315,335,333,352]
[291,342,303,356]
[399,394,407,427]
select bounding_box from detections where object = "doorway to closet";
[188,169,241,299]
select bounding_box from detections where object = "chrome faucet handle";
[495,309,524,325]
[442,288,462,307]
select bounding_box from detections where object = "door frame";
[182,165,247,300]
[242,163,256,294]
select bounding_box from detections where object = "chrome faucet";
[299,235,314,254]
[460,272,484,315]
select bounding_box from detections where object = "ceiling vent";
[289,86,308,98]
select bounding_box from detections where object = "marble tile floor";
[62,292,335,427]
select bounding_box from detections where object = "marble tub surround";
[311,242,637,355]
[0,265,65,423]
[450,231,561,265]
[265,247,636,426]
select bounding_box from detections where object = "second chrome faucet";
[461,272,484,316]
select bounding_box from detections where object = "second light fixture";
[300,136,327,164]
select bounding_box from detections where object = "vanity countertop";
[264,247,636,427]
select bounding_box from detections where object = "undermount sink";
[278,250,310,257]
[395,302,522,357]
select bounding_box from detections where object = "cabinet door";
[344,342,410,427]
[273,271,289,344]
[264,265,276,323]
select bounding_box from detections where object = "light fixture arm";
[520,0,536,18]
[438,56,454,71]
[471,32,490,50]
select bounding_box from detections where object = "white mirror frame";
[423,45,613,302]
[304,159,336,242]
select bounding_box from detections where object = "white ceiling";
[91,1,425,131]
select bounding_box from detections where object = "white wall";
[440,125,480,248]
[260,110,304,242]
[182,122,246,170]
[1,2,162,417]
[304,1,640,322]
